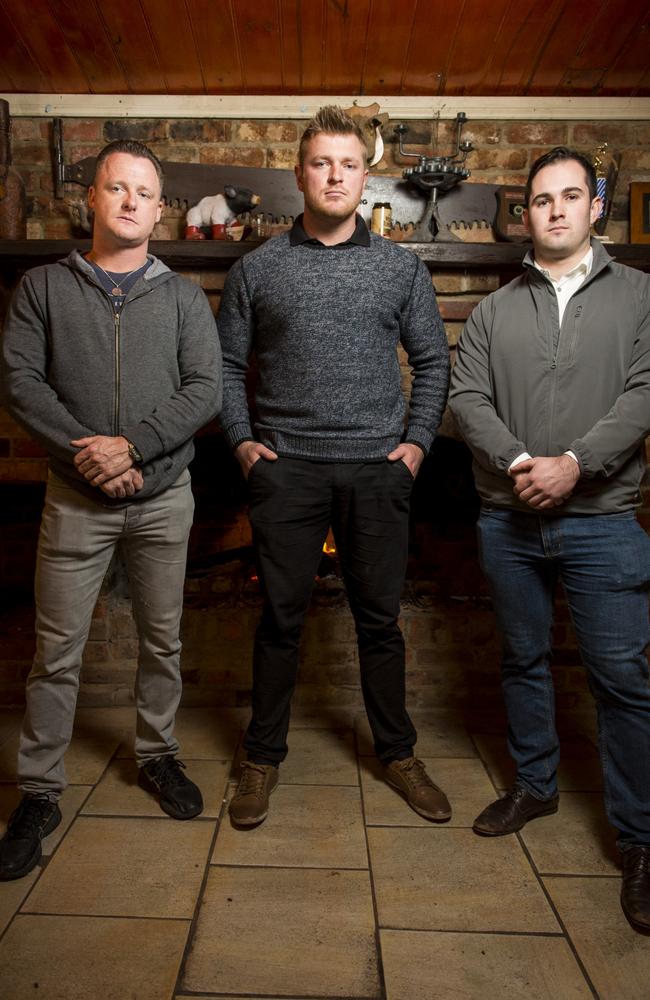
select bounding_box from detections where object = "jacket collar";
[523,237,613,288]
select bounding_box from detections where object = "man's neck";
[534,241,591,280]
[301,209,357,246]
[87,241,149,273]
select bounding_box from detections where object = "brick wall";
[1,113,648,710]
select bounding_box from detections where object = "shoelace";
[6,796,53,840]
[238,762,269,796]
[398,758,434,789]
[147,756,188,790]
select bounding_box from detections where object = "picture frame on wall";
[630,182,650,244]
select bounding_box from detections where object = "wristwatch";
[125,439,143,465]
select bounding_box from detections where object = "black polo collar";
[289,213,370,248]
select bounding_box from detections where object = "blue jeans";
[477,507,650,848]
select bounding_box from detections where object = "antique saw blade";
[64,158,499,233]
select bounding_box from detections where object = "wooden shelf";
[1,239,650,273]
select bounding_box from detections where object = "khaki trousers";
[18,470,194,797]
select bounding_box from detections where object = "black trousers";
[244,455,418,764]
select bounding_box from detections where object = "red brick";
[267,147,299,170]
[63,120,101,142]
[12,440,48,458]
[11,119,40,141]
[200,146,266,168]
[570,123,638,148]
[237,120,298,143]
[467,148,528,171]
[504,123,568,145]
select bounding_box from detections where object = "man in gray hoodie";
[0,140,222,880]
[449,147,650,932]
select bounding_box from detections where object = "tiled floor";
[1,704,649,999]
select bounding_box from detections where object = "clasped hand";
[509,455,580,509]
[71,434,143,498]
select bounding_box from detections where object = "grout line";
[357,747,388,1000]
[208,862,371,872]
[12,910,192,923]
[379,925,568,937]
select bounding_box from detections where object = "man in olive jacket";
[0,140,221,881]
[449,147,650,932]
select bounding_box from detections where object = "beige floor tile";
[521,793,618,874]
[183,866,380,997]
[360,757,494,828]
[0,785,90,856]
[0,867,39,936]
[368,827,558,932]
[472,733,602,792]
[380,928,591,1000]
[214,784,368,869]
[82,758,229,818]
[115,707,245,759]
[23,815,214,918]
[545,876,650,999]
[0,913,189,1000]
[355,712,477,758]
[279,727,359,785]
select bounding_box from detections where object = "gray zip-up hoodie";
[449,239,650,514]
[1,250,222,503]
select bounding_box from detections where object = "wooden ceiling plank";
[188,0,243,93]
[278,0,302,93]
[529,0,602,92]
[91,0,166,93]
[295,0,327,94]
[0,4,46,92]
[445,0,515,95]
[478,0,558,94]
[232,0,284,94]
[361,0,418,94]
[401,0,462,95]
[1,0,88,93]
[599,4,650,93]
[139,0,207,93]
[323,0,370,95]
[569,0,646,72]
[48,0,128,93]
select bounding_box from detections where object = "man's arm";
[567,297,650,478]
[397,259,451,459]
[1,274,95,465]
[448,297,529,471]
[217,259,258,450]
[119,283,222,464]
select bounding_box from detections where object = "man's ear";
[295,164,304,192]
[522,207,530,234]
[590,196,603,226]
[88,185,96,211]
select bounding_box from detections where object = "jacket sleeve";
[121,284,222,461]
[399,259,451,454]
[1,274,95,466]
[569,288,650,477]
[448,297,528,472]
[216,258,256,450]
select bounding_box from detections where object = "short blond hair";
[298,106,368,166]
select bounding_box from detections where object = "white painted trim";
[2,94,650,120]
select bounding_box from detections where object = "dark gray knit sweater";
[217,220,450,461]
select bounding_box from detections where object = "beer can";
[371,202,392,237]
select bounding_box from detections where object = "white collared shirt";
[534,246,593,324]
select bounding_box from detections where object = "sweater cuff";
[121,422,164,464]
[223,421,255,452]
[405,425,434,455]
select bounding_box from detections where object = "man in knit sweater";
[218,106,451,826]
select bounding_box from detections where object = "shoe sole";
[473,802,559,836]
[229,778,278,827]
[385,777,452,823]
[0,805,62,881]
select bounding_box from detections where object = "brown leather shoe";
[473,786,558,836]
[621,846,650,932]
[229,761,279,826]
[385,757,452,822]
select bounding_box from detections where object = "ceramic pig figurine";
[185,185,261,239]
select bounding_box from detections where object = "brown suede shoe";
[229,761,279,826]
[385,757,452,822]
[473,786,559,836]
[621,846,650,932]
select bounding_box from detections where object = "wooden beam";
[2,93,650,120]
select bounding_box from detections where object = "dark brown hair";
[525,146,597,205]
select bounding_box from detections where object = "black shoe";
[0,794,62,881]
[621,846,650,932]
[138,756,203,820]
[473,786,559,836]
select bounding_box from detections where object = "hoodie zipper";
[113,310,121,435]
